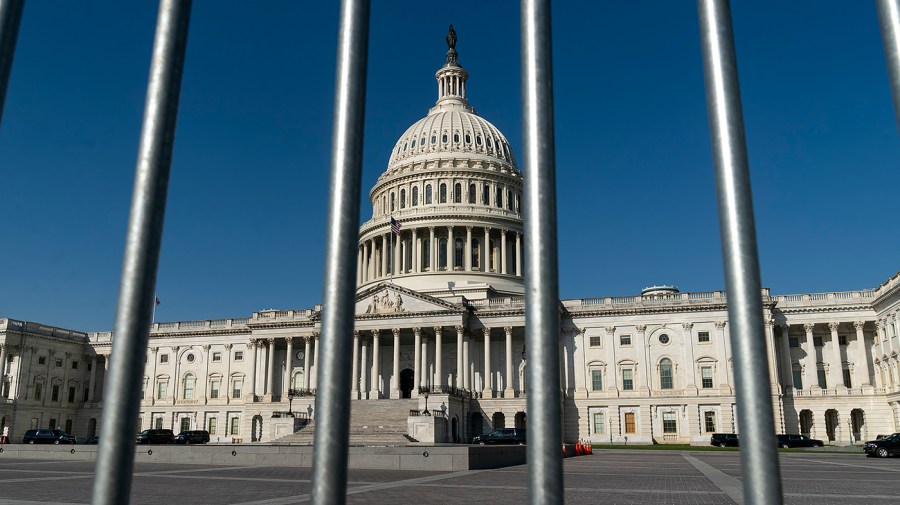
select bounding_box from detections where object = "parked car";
[776,434,824,448]
[710,433,739,447]
[85,436,99,445]
[135,429,174,445]
[174,430,210,444]
[473,428,526,445]
[864,432,900,457]
[22,429,77,445]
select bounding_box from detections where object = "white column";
[682,323,696,388]
[714,322,727,388]
[88,354,98,402]
[446,226,454,270]
[362,242,369,283]
[0,345,5,387]
[515,232,522,276]
[500,230,507,274]
[357,246,363,285]
[483,227,490,272]
[429,227,436,271]
[370,330,381,399]
[421,336,429,387]
[483,327,492,398]
[463,331,470,389]
[359,336,368,397]
[223,344,232,404]
[265,338,275,396]
[392,328,401,399]
[456,325,464,389]
[284,337,293,396]
[382,234,389,277]
[855,321,871,386]
[434,327,444,388]
[606,327,618,390]
[504,326,514,397]
[248,340,258,398]
[395,233,402,274]
[304,336,312,391]
[412,228,419,273]
[804,323,817,389]
[465,226,472,270]
[312,333,319,389]
[765,319,780,392]
[780,325,794,388]
[413,327,422,397]
[828,322,844,389]
[351,332,359,398]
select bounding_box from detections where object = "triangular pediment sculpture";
[355,283,461,317]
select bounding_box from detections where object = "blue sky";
[2,1,897,331]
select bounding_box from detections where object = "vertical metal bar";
[696,1,783,504]
[0,0,25,127]
[521,1,564,504]
[90,1,191,504]
[309,0,369,503]
[877,0,900,132]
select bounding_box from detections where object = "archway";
[451,416,459,443]
[471,412,483,441]
[851,409,865,443]
[87,418,97,439]
[400,368,414,398]
[515,411,527,429]
[799,409,813,436]
[492,412,506,429]
[251,415,263,442]
[825,409,839,442]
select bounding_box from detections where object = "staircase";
[273,398,419,446]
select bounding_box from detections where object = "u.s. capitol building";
[2,32,899,447]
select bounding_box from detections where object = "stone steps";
[273,398,419,446]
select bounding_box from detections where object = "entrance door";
[452,416,459,443]
[180,417,190,433]
[624,412,636,434]
[400,368,414,398]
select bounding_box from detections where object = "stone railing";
[770,290,875,305]
[1,319,89,342]
[467,297,525,309]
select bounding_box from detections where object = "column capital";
[392,328,401,337]
[483,327,492,337]
[682,323,694,331]
[828,322,840,332]
[284,336,294,345]
[605,326,616,335]
[635,324,647,333]
[765,319,775,328]
[433,326,443,334]
[504,326,513,336]
[248,338,257,346]
[466,225,473,232]
[267,337,275,345]
[311,332,320,339]
[150,347,159,354]
[371,329,381,338]
[803,323,815,333]
[429,226,435,232]
[714,321,727,329]
[854,321,866,331]
[455,325,465,333]
[202,344,211,351]
[875,320,882,329]
[224,343,233,350]
[413,327,422,337]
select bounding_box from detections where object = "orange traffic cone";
[562,443,567,458]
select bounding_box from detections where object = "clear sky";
[2,1,898,331]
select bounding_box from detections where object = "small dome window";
[431,135,437,145]
[659,334,670,345]
[403,142,407,152]
[411,139,416,149]
[453,133,460,143]
[487,137,493,148]
[465,134,471,144]
[476,135,482,146]
[421,136,426,147]
[442,134,448,143]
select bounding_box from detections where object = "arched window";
[439,184,447,203]
[292,371,305,391]
[425,185,432,204]
[183,373,195,400]
[659,359,673,390]
[468,184,476,204]
[454,183,462,203]
[439,238,448,269]
[400,189,406,209]
[471,238,480,269]
[506,189,512,210]
[483,184,490,205]
[489,239,496,272]
[517,192,522,213]
[382,196,386,215]
[495,187,503,208]
[455,238,464,267]
[423,238,431,269]
[412,186,419,206]
[390,193,395,212]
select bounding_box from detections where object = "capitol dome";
[356,26,525,298]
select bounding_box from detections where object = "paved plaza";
[0,450,898,504]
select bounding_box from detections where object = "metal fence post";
[521,1,565,504]
[90,1,192,504]
[696,1,783,504]
[0,0,25,127]
[877,0,900,132]
[309,1,370,504]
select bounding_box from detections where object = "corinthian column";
[351,332,359,398]
[248,339,258,399]
[515,232,522,276]
[434,326,444,388]
[483,327,492,398]
[413,327,422,397]
[284,337,293,396]
[265,338,275,398]
[392,328,401,399]
[803,323,817,389]
[370,330,381,399]
[456,325,464,388]
[483,227,490,272]
[465,227,472,270]
[828,322,844,389]
[504,326,514,398]
[780,325,793,388]
[855,321,872,387]
[500,230,507,274]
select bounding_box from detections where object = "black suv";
[136,429,175,444]
[174,430,210,444]
[864,432,900,457]
[23,429,76,445]
[776,434,824,448]
[710,433,739,447]
[473,428,526,445]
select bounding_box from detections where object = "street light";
[423,389,430,416]
[287,388,296,416]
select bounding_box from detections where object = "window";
[468,184,476,204]
[293,372,305,390]
[624,412,636,433]
[154,417,163,429]
[622,369,634,391]
[659,359,673,389]
[212,352,222,362]
[704,411,717,433]
[72,361,79,370]
[87,361,92,371]
[495,187,502,208]
[141,379,146,399]
[180,417,190,433]
[38,356,46,365]
[701,366,713,388]
[658,334,670,345]
[431,135,436,145]
[412,186,419,206]
[454,238,464,267]
[619,334,632,346]
[589,336,602,347]
[425,185,433,204]
[843,368,852,388]
[390,193,395,211]
[210,379,220,399]
[592,412,605,434]
[465,133,471,144]
[591,370,603,391]
[183,374,195,400]
[49,418,57,429]
[68,386,76,403]
[813,336,824,347]
[232,379,243,398]
[230,417,240,435]
[482,184,490,205]
[34,382,43,400]
[55,358,63,367]
[817,369,827,389]
[157,381,167,400]
[839,335,848,346]
[698,331,710,343]
[453,133,460,143]
[476,135,482,146]
[454,183,462,203]
[208,417,217,435]
[471,238,480,269]
[186,353,195,363]
[51,384,60,402]
[506,189,512,210]
[662,411,677,433]
[400,189,406,208]
[160,354,169,364]
[424,238,431,269]
[234,351,243,361]
[789,337,799,348]
[792,370,803,389]
[439,184,447,203]
[439,238,448,269]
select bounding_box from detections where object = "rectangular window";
[212,352,222,362]
[589,336,602,347]
[591,370,603,391]
[210,380,220,399]
[660,368,673,390]
[72,361,78,370]
[624,412,636,434]
[592,412,605,434]
[839,335,848,346]
[843,369,852,388]
[621,369,633,391]
[698,331,710,343]
[792,370,803,389]
[234,351,244,361]
[701,366,713,389]
[662,412,677,433]
[232,379,242,398]
[68,386,76,403]
[160,354,169,364]
[817,369,827,389]
[180,417,190,432]
[87,361,92,371]
[813,336,824,347]
[34,382,43,400]
[51,384,60,402]
[230,417,240,435]
[157,381,167,400]
[38,356,46,365]
[619,334,631,346]
[704,411,716,433]
[83,387,89,403]
[31,418,39,429]
[789,337,799,348]
[154,417,163,429]
[55,358,63,367]
[208,417,217,435]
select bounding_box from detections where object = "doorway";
[400,368,414,398]
[452,416,459,443]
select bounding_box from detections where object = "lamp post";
[423,389,430,415]
[287,388,296,416]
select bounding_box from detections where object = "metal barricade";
[0,0,25,126]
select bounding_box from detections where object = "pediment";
[355,283,461,317]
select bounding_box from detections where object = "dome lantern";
[435,25,471,110]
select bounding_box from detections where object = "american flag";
[390,217,402,235]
